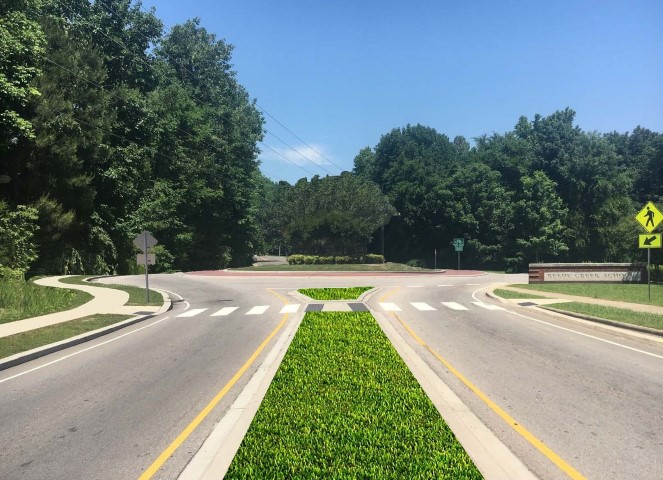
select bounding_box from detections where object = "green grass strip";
[493,288,547,300]
[510,283,663,306]
[0,280,92,325]
[225,312,481,479]
[0,314,133,359]
[59,276,163,306]
[298,287,373,300]
[544,302,663,330]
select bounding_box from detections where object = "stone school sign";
[528,263,645,284]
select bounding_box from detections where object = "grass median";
[225,311,481,479]
[298,287,373,300]
[234,262,432,272]
[492,288,547,300]
[59,276,162,306]
[509,283,663,306]
[0,314,133,359]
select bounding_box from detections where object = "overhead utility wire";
[49,0,319,178]
[137,1,344,174]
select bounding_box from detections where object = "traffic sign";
[133,230,158,252]
[137,253,157,265]
[635,201,662,233]
[639,233,662,249]
[452,238,464,252]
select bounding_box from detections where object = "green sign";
[452,238,464,252]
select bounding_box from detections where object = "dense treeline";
[349,111,663,271]
[2,3,661,276]
[1,0,263,275]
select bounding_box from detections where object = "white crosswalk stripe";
[410,302,437,311]
[246,305,270,315]
[441,302,469,311]
[280,304,300,314]
[177,308,208,317]
[379,302,402,312]
[472,301,504,311]
[211,307,239,317]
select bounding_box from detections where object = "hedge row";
[287,254,384,265]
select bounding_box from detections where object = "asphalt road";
[0,271,661,479]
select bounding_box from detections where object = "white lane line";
[280,304,300,314]
[470,287,663,360]
[379,302,402,312]
[411,302,437,311]
[442,302,469,311]
[407,285,425,288]
[246,306,269,315]
[0,316,173,385]
[211,307,239,317]
[438,284,453,287]
[177,308,207,317]
[466,283,481,286]
[472,301,505,311]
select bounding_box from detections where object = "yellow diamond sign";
[635,201,662,233]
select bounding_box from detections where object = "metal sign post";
[133,230,158,305]
[452,238,464,270]
[636,201,662,303]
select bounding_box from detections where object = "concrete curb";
[178,312,304,479]
[485,289,663,344]
[0,289,172,372]
[369,307,537,479]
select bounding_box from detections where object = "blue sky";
[145,0,663,184]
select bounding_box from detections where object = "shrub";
[287,254,306,265]
[364,254,384,264]
[335,255,351,264]
[406,259,426,268]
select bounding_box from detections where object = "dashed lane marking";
[379,302,402,312]
[441,302,469,311]
[472,301,505,311]
[411,302,437,311]
[280,304,300,314]
[246,305,269,315]
[210,307,239,317]
[176,308,208,317]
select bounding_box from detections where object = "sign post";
[452,238,464,270]
[635,202,662,302]
[133,231,158,304]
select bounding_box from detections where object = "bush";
[335,255,351,264]
[287,254,306,265]
[364,254,384,264]
[406,259,426,268]
[319,256,335,264]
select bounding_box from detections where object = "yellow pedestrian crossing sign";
[639,233,662,249]
[635,201,662,233]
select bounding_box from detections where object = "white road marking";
[177,308,207,317]
[407,285,425,288]
[379,302,402,312]
[211,307,239,317]
[411,302,437,311]
[442,302,469,311]
[472,301,504,311]
[280,304,300,314]
[437,284,453,287]
[246,306,269,315]
[470,287,663,360]
[0,316,173,385]
[466,283,481,286]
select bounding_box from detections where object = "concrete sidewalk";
[0,276,165,338]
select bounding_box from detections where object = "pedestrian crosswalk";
[175,300,505,319]
[176,304,302,318]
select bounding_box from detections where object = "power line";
[266,131,334,175]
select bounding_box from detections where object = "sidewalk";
[0,276,164,339]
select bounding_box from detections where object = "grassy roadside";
[509,283,663,306]
[493,288,547,300]
[59,276,163,306]
[298,287,373,300]
[0,279,92,325]
[0,314,133,359]
[543,302,663,330]
[225,311,481,479]
[234,262,433,272]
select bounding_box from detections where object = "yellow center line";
[267,287,291,305]
[138,312,289,480]
[392,312,586,480]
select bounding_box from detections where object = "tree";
[0,201,39,273]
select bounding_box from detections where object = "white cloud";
[261,143,335,170]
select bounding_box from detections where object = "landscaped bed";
[225,311,481,479]
[298,287,373,300]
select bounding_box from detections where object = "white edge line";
[0,316,172,384]
[471,287,663,360]
[160,288,184,301]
